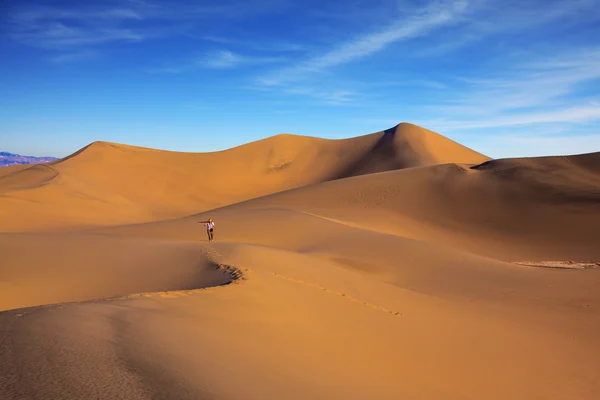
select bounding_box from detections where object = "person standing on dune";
[199,218,215,242]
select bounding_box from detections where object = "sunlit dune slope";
[0,233,233,311]
[0,123,488,231]
[115,151,600,262]
[2,238,600,400]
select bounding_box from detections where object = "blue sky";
[1,0,599,158]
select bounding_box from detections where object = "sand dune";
[0,123,488,231]
[172,151,600,261]
[2,240,599,399]
[0,164,58,193]
[0,163,34,179]
[0,233,234,311]
[1,123,599,399]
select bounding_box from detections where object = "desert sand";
[1,122,599,399]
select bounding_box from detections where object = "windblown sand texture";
[1,122,599,399]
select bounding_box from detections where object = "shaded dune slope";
[89,151,600,312]
[0,123,488,231]
[334,123,488,179]
[130,151,600,262]
[0,233,235,311]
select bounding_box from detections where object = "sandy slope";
[0,123,488,231]
[102,151,600,264]
[2,241,599,399]
[0,233,234,311]
[189,151,600,261]
[1,124,599,399]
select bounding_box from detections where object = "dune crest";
[333,122,489,178]
[0,123,488,231]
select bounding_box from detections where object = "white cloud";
[284,87,358,105]
[305,1,467,69]
[423,105,600,131]
[349,45,600,146]
[152,50,286,73]
[427,47,600,121]
[50,50,98,64]
[469,133,600,158]
[201,50,242,68]
[411,34,479,57]
[259,0,471,85]
[9,5,151,49]
[6,1,290,50]
[371,79,448,90]
[12,7,145,23]
[408,0,600,60]
[200,50,286,69]
[192,35,306,52]
[13,26,145,48]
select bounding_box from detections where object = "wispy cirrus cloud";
[432,48,600,117]
[12,7,144,23]
[2,0,292,74]
[470,0,600,35]
[463,129,600,158]
[259,0,471,86]
[251,0,600,109]
[352,44,600,154]
[12,24,147,48]
[7,4,154,49]
[5,0,291,50]
[283,87,358,105]
[422,105,600,131]
[192,35,306,52]
[151,49,286,73]
[200,50,285,69]
[410,0,600,58]
[249,0,472,107]
[201,50,246,69]
[412,47,600,135]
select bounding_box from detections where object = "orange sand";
[1,123,599,399]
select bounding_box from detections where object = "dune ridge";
[148,151,598,262]
[0,123,489,231]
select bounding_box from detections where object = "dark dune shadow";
[330,125,420,180]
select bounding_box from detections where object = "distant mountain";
[0,152,58,167]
